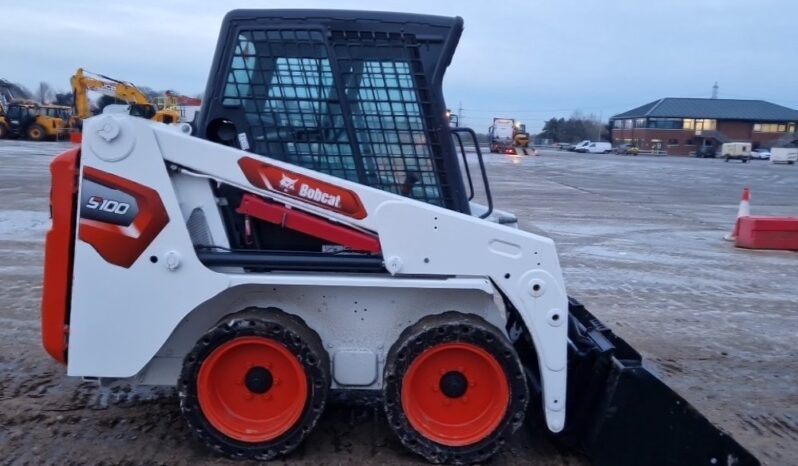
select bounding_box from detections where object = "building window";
[667,139,679,145]
[696,119,716,131]
[686,119,716,131]
[754,123,791,133]
[635,118,646,128]
[623,119,633,129]
[685,139,694,145]
[613,119,623,129]
[789,123,796,133]
[648,118,683,129]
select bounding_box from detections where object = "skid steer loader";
[41,9,759,465]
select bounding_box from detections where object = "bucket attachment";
[531,299,760,466]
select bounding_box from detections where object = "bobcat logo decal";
[279,173,298,192]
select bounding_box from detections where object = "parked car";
[770,148,798,164]
[555,142,572,151]
[576,142,612,154]
[721,142,752,163]
[751,148,771,160]
[614,144,639,155]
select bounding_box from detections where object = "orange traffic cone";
[724,187,750,241]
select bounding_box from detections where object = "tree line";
[538,112,611,143]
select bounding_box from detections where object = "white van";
[578,142,612,154]
[720,142,752,162]
[770,148,798,165]
[571,140,591,152]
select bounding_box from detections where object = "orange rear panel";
[41,148,80,364]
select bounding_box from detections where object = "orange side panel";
[78,167,169,268]
[41,148,80,364]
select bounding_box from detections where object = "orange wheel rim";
[198,336,308,442]
[401,342,510,446]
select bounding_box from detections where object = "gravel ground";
[0,140,795,465]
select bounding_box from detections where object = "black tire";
[27,124,46,141]
[383,311,528,465]
[178,307,330,461]
[742,158,749,163]
[724,155,730,162]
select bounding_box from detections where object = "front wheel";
[27,124,46,141]
[178,308,330,461]
[383,311,529,465]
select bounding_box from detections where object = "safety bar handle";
[451,131,475,201]
[450,127,493,219]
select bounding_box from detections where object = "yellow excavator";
[70,68,180,128]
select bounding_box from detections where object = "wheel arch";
[134,283,506,387]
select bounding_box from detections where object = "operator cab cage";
[196,9,471,214]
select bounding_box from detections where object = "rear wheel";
[178,308,330,461]
[383,312,528,464]
[27,124,46,141]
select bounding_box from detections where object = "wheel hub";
[245,366,273,394]
[439,371,468,398]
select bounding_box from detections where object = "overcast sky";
[2,0,796,130]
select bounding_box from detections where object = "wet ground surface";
[0,140,796,465]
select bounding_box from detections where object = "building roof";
[611,98,798,122]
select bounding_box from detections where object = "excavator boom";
[70,68,178,124]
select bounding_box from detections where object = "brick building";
[610,98,798,155]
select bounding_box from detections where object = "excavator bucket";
[549,299,760,465]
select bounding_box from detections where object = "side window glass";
[348,61,440,204]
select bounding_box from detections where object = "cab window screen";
[348,61,441,203]
[220,29,444,205]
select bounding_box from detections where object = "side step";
[549,299,760,466]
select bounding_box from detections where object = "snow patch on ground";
[0,210,50,241]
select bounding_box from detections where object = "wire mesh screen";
[220,28,446,206]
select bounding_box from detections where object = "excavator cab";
[0,102,36,138]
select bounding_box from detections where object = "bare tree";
[0,79,31,101]
[36,81,55,104]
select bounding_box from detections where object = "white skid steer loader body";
[67,114,569,432]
